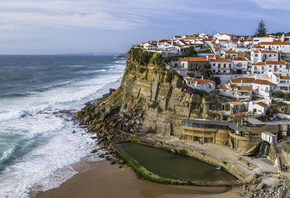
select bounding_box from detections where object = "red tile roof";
[219,84,228,89]
[259,50,278,53]
[224,50,238,54]
[252,62,266,66]
[280,76,290,79]
[233,57,247,61]
[238,86,252,91]
[230,78,276,85]
[184,77,214,84]
[210,58,232,63]
[265,61,286,65]
[256,102,269,108]
[231,78,255,83]
[260,41,290,45]
[180,57,208,62]
[253,79,276,86]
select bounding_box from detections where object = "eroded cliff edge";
[75,48,217,141]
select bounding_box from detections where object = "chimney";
[171,39,173,46]
[201,75,204,80]
[241,80,243,85]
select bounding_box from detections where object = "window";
[274,54,276,56]
[213,70,215,72]
[269,54,272,57]
[224,64,226,67]
[269,65,272,67]
[229,64,231,68]
[213,63,215,66]
[255,54,258,57]
[218,64,221,68]
[280,65,282,68]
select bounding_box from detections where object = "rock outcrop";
[75,48,214,146]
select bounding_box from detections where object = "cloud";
[0,0,285,31]
[0,0,270,31]
[249,0,290,11]
[0,0,154,30]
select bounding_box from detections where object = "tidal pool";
[117,142,237,182]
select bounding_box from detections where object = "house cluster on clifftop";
[137,32,290,116]
[136,32,290,156]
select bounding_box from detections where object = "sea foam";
[0,56,126,198]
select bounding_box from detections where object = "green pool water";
[117,142,237,182]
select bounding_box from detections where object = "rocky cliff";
[75,48,221,148]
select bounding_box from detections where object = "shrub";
[284,93,290,101]
[178,149,188,156]
[277,102,287,106]
[149,101,159,109]
[272,91,285,98]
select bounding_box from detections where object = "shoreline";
[33,160,242,198]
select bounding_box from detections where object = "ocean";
[0,55,126,198]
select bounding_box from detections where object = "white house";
[214,33,237,41]
[252,36,276,45]
[262,132,277,144]
[251,44,265,51]
[251,62,266,74]
[248,101,269,116]
[251,61,287,74]
[232,57,248,74]
[206,54,221,60]
[239,36,253,47]
[216,39,229,48]
[230,77,276,97]
[251,50,279,64]
[210,58,233,75]
[222,50,238,60]
[180,57,208,69]
[184,77,215,93]
[269,73,290,92]
[219,83,252,100]
[260,41,290,53]
[265,61,287,73]
[224,43,238,51]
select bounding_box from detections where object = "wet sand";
[35,160,242,198]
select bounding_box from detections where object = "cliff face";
[120,48,204,136]
[75,48,209,143]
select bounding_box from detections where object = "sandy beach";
[34,160,242,198]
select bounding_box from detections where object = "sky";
[0,0,290,54]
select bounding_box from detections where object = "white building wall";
[266,63,287,73]
[253,37,275,45]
